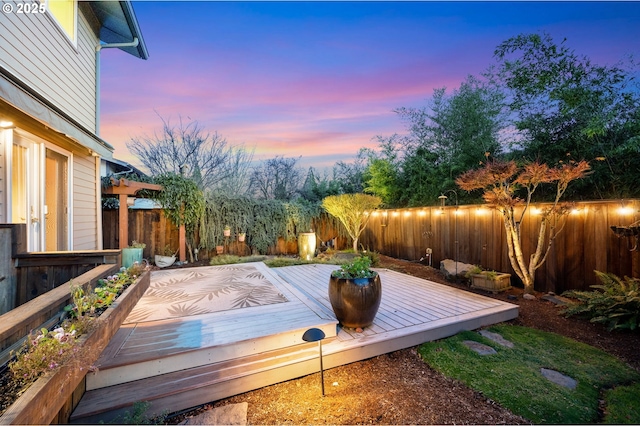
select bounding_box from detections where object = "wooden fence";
[103,209,179,261]
[103,200,640,293]
[360,199,640,293]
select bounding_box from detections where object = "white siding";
[73,154,98,249]
[0,1,98,132]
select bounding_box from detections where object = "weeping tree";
[456,159,590,293]
[322,193,382,252]
[152,173,205,262]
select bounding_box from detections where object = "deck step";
[86,320,337,390]
[71,340,332,423]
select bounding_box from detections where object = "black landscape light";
[302,327,326,396]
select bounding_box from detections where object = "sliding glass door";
[11,133,70,251]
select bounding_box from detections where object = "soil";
[167,255,640,425]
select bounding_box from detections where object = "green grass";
[209,254,267,265]
[418,324,640,424]
[263,257,311,268]
[207,250,380,269]
[603,382,640,424]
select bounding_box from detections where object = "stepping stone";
[463,340,497,355]
[180,402,248,425]
[541,293,572,306]
[479,330,514,348]
[540,368,577,390]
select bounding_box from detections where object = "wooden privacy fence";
[103,200,640,293]
[102,209,344,259]
[359,199,640,293]
[103,209,179,261]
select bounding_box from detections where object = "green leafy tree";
[363,157,399,206]
[457,159,590,293]
[322,193,382,251]
[360,135,403,206]
[387,76,506,206]
[491,32,640,198]
[299,167,341,203]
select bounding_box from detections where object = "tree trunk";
[503,214,535,294]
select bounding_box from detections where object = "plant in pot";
[466,265,511,293]
[215,234,225,255]
[238,232,246,242]
[223,225,231,237]
[122,241,145,268]
[328,255,382,329]
[155,245,176,268]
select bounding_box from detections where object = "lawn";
[419,324,640,424]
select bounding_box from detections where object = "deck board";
[73,262,518,422]
[273,264,517,353]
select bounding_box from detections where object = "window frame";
[41,0,78,48]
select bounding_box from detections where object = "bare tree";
[249,156,303,200]
[127,114,253,194]
[213,144,255,195]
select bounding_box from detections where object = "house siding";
[0,130,5,223]
[0,1,98,132]
[73,154,98,249]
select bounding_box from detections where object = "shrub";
[361,251,380,267]
[563,271,640,331]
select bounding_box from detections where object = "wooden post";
[118,194,128,249]
[179,224,186,262]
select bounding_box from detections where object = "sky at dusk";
[99,1,640,172]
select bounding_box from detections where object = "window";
[42,0,77,44]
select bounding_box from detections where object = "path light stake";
[302,328,326,396]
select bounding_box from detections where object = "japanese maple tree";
[456,159,590,293]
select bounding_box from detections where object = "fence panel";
[360,200,639,293]
[102,200,640,293]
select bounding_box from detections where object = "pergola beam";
[103,178,163,249]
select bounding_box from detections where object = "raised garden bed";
[469,273,512,293]
[0,269,150,425]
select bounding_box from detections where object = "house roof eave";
[86,1,149,60]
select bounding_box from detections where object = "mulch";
[166,255,640,424]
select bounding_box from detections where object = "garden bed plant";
[0,263,149,424]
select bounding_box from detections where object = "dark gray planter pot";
[328,273,382,329]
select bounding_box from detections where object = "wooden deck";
[71,262,518,423]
